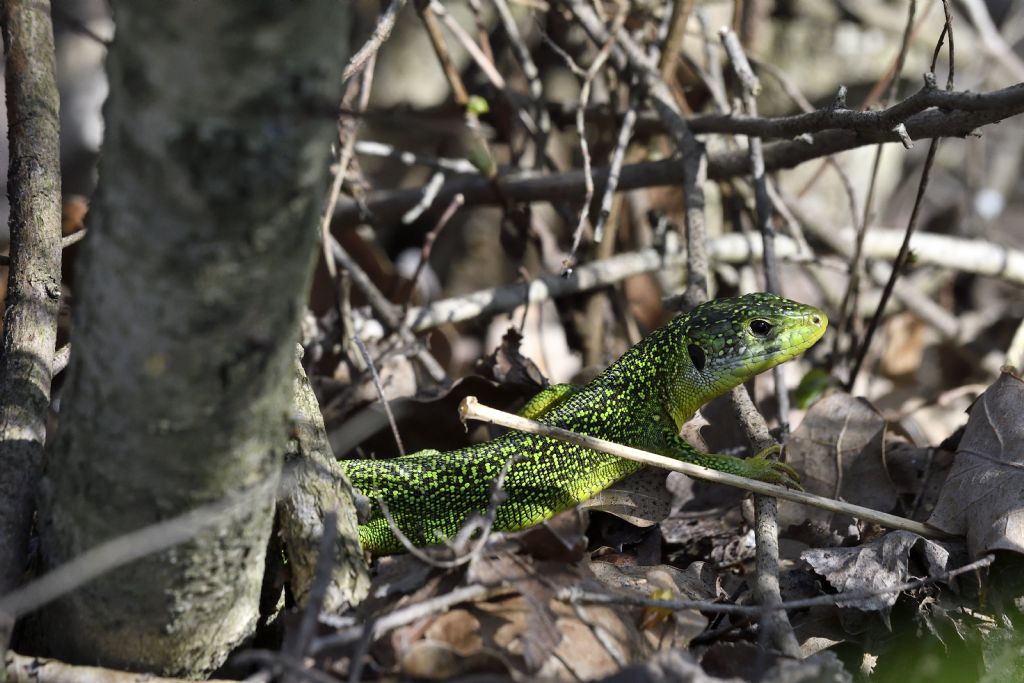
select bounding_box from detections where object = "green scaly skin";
[341,293,828,555]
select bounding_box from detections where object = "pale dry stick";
[320,58,375,286]
[389,227,1024,340]
[402,193,465,310]
[0,477,278,620]
[466,0,494,64]
[342,0,407,82]
[729,384,798,659]
[354,140,478,174]
[400,246,688,334]
[61,229,87,248]
[493,0,551,166]
[400,170,446,224]
[593,85,639,243]
[459,396,956,540]
[555,8,625,270]
[52,345,70,376]
[719,26,799,658]
[719,27,789,423]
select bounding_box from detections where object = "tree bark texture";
[0,0,63,594]
[36,2,351,675]
[278,347,369,614]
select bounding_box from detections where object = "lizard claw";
[740,446,803,491]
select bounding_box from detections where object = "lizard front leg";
[650,430,801,489]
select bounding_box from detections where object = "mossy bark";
[36,2,352,675]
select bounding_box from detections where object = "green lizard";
[341,293,827,554]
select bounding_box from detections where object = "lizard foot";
[738,445,803,490]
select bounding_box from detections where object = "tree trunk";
[36,2,352,675]
[0,0,62,595]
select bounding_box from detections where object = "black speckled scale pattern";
[341,293,828,554]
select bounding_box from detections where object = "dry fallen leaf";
[781,393,899,534]
[927,371,1024,558]
[588,561,715,650]
[580,467,674,528]
[801,530,963,625]
[476,324,548,390]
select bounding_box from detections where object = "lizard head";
[681,293,828,393]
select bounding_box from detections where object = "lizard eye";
[687,343,706,371]
[749,319,773,336]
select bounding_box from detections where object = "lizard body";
[340,293,827,554]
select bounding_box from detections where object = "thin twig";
[400,170,446,224]
[459,397,956,540]
[414,0,469,105]
[311,584,505,655]
[559,553,993,615]
[556,9,625,270]
[334,82,1024,227]
[427,0,540,136]
[342,0,407,82]
[0,478,278,620]
[353,335,405,456]
[593,85,639,243]
[354,140,478,174]
[848,6,955,390]
[329,236,449,384]
[321,58,375,289]
[383,228,1024,339]
[493,0,551,167]
[402,193,465,310]
[370,444,522,570]
[836,0,918,366]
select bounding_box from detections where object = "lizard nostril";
[812,316,821,326]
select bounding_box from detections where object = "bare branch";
[342,0,407,82]
[334,82,1024,227]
